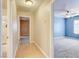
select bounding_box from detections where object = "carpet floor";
[54,37,79,58]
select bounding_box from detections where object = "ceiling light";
[25,0,33,6]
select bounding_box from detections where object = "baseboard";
[14,40,49,58]
[33,41,49,58]
[30,40,35,44]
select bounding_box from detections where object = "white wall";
[7,0,18,57]
[11,0,18,57]
[34,1,52,57]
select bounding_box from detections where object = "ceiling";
[16,0,46,12]
[54,0,79,17]
[2,0,51,12]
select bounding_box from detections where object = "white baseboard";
[14,40,49,58]
[32,41,49,58]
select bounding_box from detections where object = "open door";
[20,20,29,36]
[20,17,30,44]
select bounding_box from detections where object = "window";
[74,20,79,34]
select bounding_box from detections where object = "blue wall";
[65,15,79,38]
[54,16,65,37]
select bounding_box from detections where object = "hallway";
[16,43,45,58]
[13,0,51,58]
[0,0,52,58]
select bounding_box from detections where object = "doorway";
[54,0,79,58]
[19,16,30,44]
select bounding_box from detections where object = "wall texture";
[65,15,79,38]
[34,1,51,57]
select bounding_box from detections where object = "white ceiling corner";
[16,0,46,12]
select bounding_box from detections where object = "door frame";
[18,16,31,44]
[0,0,3,57]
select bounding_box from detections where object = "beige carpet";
[16,43,45,58]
